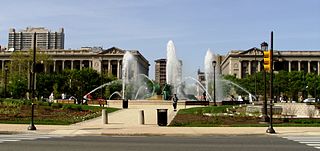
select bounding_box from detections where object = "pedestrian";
[49,92,54,103]
[203,92,206,101]
[172,94,178,112]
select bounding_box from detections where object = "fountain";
[204,49,223,101]
[220,79,256,102]
[122,51,138,100]
[166,40,182,95]
[122,51,155,100]
[83,40,255,104]
[175,76,213,101]
[83,80,121,99]
[109,91,122,100]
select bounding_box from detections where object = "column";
[89,60,92,68]
[1,60,4,73]
[318,61,320,76]
[62,60,65,71]
[100,59,103,73]
[44,64,47,73]
[71,60,74,70]
[117,60,120,79]
[298,61,301,71]
[258,61,261,72]
[248,61,251,75]
[229,60,232,75]
[308,61,311,73]
[108,60,111,74]
[238,61,242,79]
[80,60,83,70]
[288,61,291,72]
[53,60,56,72]
[2,61,4,84]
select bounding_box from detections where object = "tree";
[6,50,52,99]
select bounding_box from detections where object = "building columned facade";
[220,48,320,78]
[8,27,64,51]
[0,47,149,79]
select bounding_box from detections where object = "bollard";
[139,110,145,125]
[102,109,108,124]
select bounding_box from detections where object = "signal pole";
[266,31,276,134]
[261,42,269,122]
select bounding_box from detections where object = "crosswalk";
[282,136,320,150]
[0,134,64,144]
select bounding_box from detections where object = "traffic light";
[263,51,272,71]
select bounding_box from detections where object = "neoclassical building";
[220,48,320,78]
[0,47,149,79]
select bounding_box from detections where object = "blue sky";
[1,0,319,79]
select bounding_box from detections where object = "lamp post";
[101,66,103,99]
[254,48,257,101]
[212,61,217,106]
[261,41,269,122]
[28,32,36,130]
[4,66,8,98]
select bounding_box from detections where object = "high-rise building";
[154,58,183,86]
[155,59,167,86]
[8,27,64,51]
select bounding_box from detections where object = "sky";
[1,0,319,79]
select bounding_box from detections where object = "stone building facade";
[220,48,320,78]
[0,47,149,79]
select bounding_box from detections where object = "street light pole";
[212,61,217,106]
[254,48,257,101]
[28,32,37,131]
[101,66,103,99]
[4,66,8,98]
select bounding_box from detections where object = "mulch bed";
[168,114,315,127]
[0,105,97,124]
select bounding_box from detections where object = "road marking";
[0,134,64,144]
[282,136,320,150]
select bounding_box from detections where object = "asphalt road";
[0,135,318,151]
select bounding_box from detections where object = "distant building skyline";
[8,27,64,51]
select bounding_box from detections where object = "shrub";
[70,105,83,111]
[62,104,73,110]
[51,103,63,109]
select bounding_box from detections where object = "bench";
[185,101,209,106]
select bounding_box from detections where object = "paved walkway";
[1,101,320,136]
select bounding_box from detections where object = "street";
[0,134,319,151]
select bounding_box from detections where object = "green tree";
[6,50,52,99]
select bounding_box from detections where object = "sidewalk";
[1,101,320,136]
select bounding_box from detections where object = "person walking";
[172,94,178,112]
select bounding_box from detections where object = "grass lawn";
[170,105,320,127]
[0,98,119,125]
